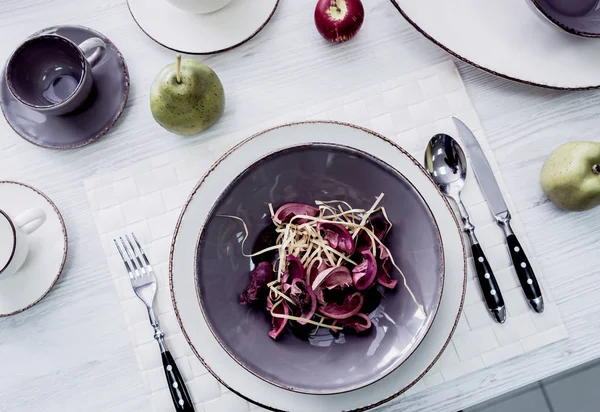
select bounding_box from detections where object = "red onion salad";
[234,194,424,341]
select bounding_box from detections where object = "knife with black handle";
[498,214,544,312]
[453,117,544,313]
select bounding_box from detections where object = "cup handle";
[14,208,47,235]
[78,37,107,68]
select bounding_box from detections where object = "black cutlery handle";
[162,351,195,412]
[506,234,542,301]
[472,243,505,321]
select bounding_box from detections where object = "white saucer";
[391,0,600,89]
[127,0,279,54]
[170,122,467,411]
[0,181,68,317]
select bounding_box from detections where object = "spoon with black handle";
[425,134,506,323]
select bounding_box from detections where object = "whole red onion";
[314,0,365,43]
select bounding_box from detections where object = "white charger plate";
[170,122,467,411]
[128,0,279,54]
[390,0,600,89]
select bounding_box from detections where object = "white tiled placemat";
[84,61,567,412]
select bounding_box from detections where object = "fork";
[115,234,194,412]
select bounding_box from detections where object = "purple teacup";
[531,0,600,37]
[5,34,106,116]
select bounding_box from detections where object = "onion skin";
[273,203,319,225]
[370,215,390,240]
[314,0,365,43]
[239,262,273,306]
[268,300,289,340]
[377,259,397,289]
[306,257,327,286]
[290,279,317,325]
[317,222,355,254]
[376,248,397,289]
[355,228,373,252]
[311,265,352,291]
[338,313,372,334]
[352,250,377,291]
[318,292,364,319]
[286,254,305,281]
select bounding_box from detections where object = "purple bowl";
[195,143,444,394]
[531,0,600,36]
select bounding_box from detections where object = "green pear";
[150,55,225,136]
[540,141,600,211]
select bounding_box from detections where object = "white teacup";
[0,208,47,278]
[165,0,232,14]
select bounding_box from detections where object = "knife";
[453,117,544,313]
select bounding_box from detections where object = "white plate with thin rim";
[390,0,600,90]
[127,0,279,54]
[0,181,68,317]
[169,121,467,411]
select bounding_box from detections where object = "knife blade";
[453,117,544,314]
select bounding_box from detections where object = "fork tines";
[114,233,152,280]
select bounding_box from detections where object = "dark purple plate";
[0,25,129,149]
[531,0,600,37]
[195,143,444,394]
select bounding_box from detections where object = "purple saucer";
[0,25,129,150]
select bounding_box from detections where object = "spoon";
[425,134,506,324]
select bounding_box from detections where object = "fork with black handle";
[115,234,195,412]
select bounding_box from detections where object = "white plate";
[170,122,467,411]
[127,0,279,54]
[391,0,600,89]
[0,181,67,317]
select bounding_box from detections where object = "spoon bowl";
[424,134,467,200]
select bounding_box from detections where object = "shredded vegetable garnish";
[229,193,425,341]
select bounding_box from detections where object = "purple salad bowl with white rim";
[194,142,445,395]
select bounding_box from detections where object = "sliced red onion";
[305,257,327,286]
[313,265,352,306]
[355,215,390,253]
[370,215,391,241]
[317,222,354,254]
[311,265,353,291]
[240,262,273,305]
[286,254,305,281]
[281,272,292,294]
[318,292,363,319]
[377,255,397,289]
[377,243,389,260]
[268,300,289,340]
[266,296,274,311]
[290,278,317,325]
[273,203,319,225]
[315,287,325,305]
[337,313,372,334]
[355,228,373,252]
[352,250,377,291]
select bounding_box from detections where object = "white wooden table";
[1,1,599,411]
